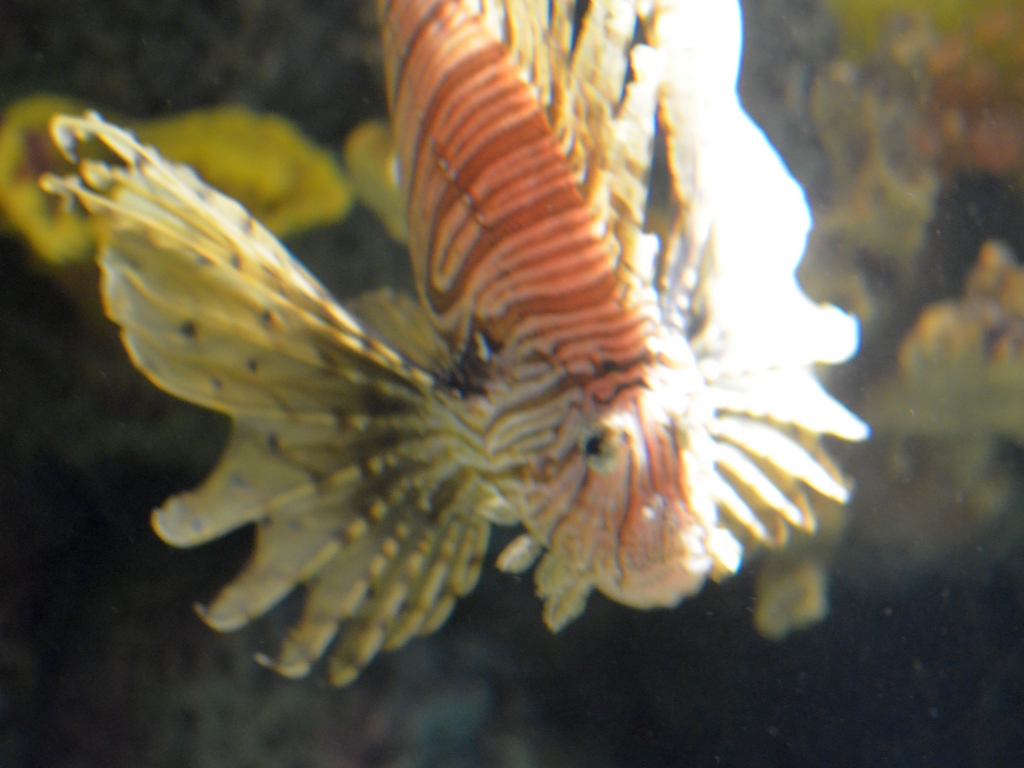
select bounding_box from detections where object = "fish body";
[42,0,866,683]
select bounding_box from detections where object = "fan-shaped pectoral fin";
[253,472,496,685]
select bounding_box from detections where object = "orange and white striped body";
[378,0,738,619]
[42,0,866,682]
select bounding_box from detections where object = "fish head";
[541,365,739,611]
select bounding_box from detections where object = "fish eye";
[579,423,618,473]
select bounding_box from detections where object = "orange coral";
[925,5,1024,176]
[826,1,1024,178]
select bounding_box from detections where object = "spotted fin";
[42,113,496,683]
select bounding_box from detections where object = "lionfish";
[42,0,867,684]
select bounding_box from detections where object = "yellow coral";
[0,94,94,264]
[136,106,353,238]
[754,558,830,641]
[750,480,849,640]
[341,119,407,243]
[0,96,354,265]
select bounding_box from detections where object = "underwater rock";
[851,240,1024,580]
[789,0,1024,603]
[798,22,939,330]
[866,240,1024,441]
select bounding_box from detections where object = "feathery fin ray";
[43,113,496,683]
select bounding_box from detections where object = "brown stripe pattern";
[377,0,718,619]
[378,0,651,377]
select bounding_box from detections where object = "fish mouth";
[594,530,715,610]
[595,560,710,609]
